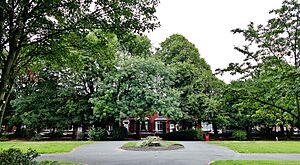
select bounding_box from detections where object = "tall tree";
[218,0,300,127]
[11,68,69,131]
[156,34,222,128]
[156,34,211,71]
[0,0,160,129]
[91,57,182,133]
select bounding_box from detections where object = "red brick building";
[122,113,179,137]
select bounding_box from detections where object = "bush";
[17,129,36,139]
[112,127,128,140]
[232,130,247,141]
[163,129,203,141]
[0,132,9,141]
[0,148,39,165]
[30,133,42,141]
[136,136,161,147]
[50,130,64,139]
[88,128,107,141]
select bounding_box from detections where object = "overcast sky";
[147,0,283,83]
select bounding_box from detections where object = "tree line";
[1,0,300,140]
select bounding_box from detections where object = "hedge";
[162,129,203,141]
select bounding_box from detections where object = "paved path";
[37,141,300,165]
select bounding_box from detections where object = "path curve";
[37,141,300,165]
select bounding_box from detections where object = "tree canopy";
[0,0,161,129]
[219,0,300,134]
[91,57,182,122]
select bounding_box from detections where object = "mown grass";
[0,141,93,154]
[209,141,300,153]
[210,160,300,165]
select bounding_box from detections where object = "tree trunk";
[15,124,22,137]
[212,122,218,135]
[0,51,18,133]
[0,86,13,133]
[72,125,78,139]
[0,2,20,132]
[280,124,285,137]
[246,126,252,140]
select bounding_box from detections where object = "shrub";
[30,133,42,141]
[88,128,107,141]
[232,130,247,141]
[0,148,39,165]
[163,129,203,141]
[50,130,64,139]
[17,129,36,139]
[112,127,128,140]
[136,136,161,147]
[0,132,9,141]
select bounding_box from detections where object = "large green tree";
[156,34,223,129]
[156,34,211,70]
[219,0,300,128]
[0,0,160,130]
[11,68,69,131]
[91,57,182,129]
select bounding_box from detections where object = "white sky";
[147,0,283,83]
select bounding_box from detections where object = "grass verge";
[0,141,93,154]
[209,141,300,153]
[210,160,300,165]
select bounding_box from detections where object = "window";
[170,124,175,132]
[140,121,149,131]
[155,121,163,132]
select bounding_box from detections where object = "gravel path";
[37,141,300,165]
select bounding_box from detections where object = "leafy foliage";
[12,69,70,130]
[112,127,128,140]
[156,34,211,70]
[156,34,224,131]
[232,130,247,141]
[218,0,300,131]
[91,57,182,121]
[88,128,107,141]
[0,148,39,165]
[0,0,161,130]
[163,129,203,141]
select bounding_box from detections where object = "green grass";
[121,141,180,148]
[209,141,300,153]
[0,141,93,154]
[210,160,300,165]
[122,142,138,148]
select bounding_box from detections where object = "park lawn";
[0,141,93,154]
[209,141,300,153]
[210,160,300,165]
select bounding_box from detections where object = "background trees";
[0,0,160,131]
[218,0,300,136]
[156,34,223,130]
[91,57,181,123]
